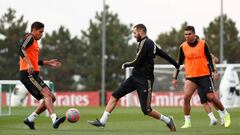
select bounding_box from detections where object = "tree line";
[0,7,239,91]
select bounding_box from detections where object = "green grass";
[0,107,239,135]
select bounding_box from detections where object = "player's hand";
[27,64,34,74]
[212,71,219,80]
[47,59,61,68]
[172,79,178,89]
[179,65,185,71]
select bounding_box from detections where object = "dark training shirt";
[124,36,179,80]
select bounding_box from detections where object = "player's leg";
[39,87,65,129]
[28,73,65,129]
[200,76,231,128]
[136,78,176,132]
[96,96,118,126]
[206,93,231,127]
[147,110,176,132]
[88,76,136,128]
[203,103,218,125]
[181,79,198,128]
[24,89,56,120]
[40,87,54,114]
[20,71,43,129]
[89,94,130,128]
[34,92,56,115]
[197,88,218,126]
[202,103,212,113]
[210,92,224,125]
[23,90,56,129]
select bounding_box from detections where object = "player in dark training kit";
[88,24,181,132]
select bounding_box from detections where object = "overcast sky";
[0,0,239,41]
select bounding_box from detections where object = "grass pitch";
[0,107,239,135]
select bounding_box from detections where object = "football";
[65,108,80,123]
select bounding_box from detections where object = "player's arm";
[172,46,184,88]
[204,43,215,72]
[210,53,219,80]
[172,46,184,79]
[19,34,34,74]
[155,46,180,69]
[205,44,218,80]
[38,59,61,68]
[210,54,218,70]
[122,40,148,68]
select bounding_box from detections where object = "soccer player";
[194,36,224,125]
[172,26,231,128]
[197,53,225,126]
[19,21,65,129]
[177,37,224,126]
[88,24,180,132]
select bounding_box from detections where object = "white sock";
[99,111,110,124]
[221,109,228,115]
[184,115,191,123]
[27,112,38,122]
[160,114,170,124]
[208,112,217,121]
[50,113,57,123]
[217,110,224,118]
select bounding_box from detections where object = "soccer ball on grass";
[65,108,80,123]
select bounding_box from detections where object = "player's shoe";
[87,118,105,128]
[166,116,176,132]
[181,121,192,128]
[209,119,218,126]
[224,113,231,128]
[23,118,35,130]
[53,116,66,129]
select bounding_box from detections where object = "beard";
[136,34,142,42]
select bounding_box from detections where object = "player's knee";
[41,87,52,98]
[207,94,214,101]
[110,95,119,103]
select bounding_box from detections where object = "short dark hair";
[31,21,44,32]
[134,24,147,33]
[184,26,195,33]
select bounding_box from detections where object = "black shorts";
[112,76,153,114]
[187,75,214,104]
[20,71,48,101]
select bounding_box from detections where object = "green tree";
[155,22,187,63]
[0,8,28,79]
[203,15,240,63]
[41,26,82,91]
[79,6,135,91]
